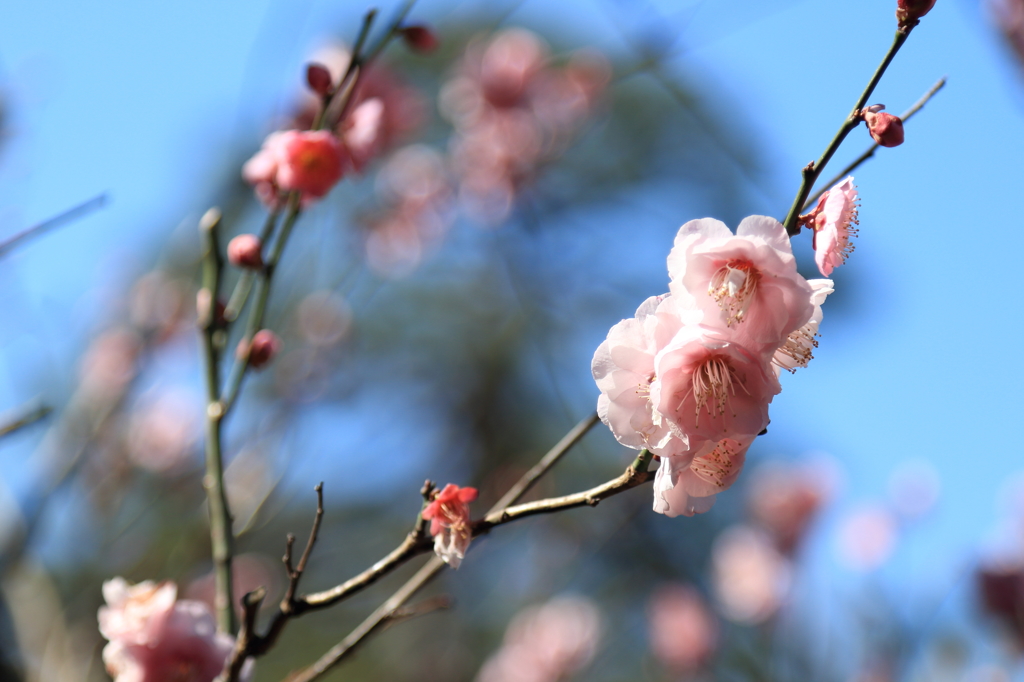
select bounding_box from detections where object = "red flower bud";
[896,0,936,26]
[400,25,439,53]
[226,234,264,270]
[241,330,282,369]
[862,105,905,148]
[306,63,333,96]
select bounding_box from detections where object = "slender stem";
[288,556,447,682]
[0,194,107,258]
[476,450,653,531]
[224,207,281,323]
[219,194,302,414]
[198,208,236,634]
[782,30,911,235]
[489,412,600,512]
[802,76,946,211]
[318,10,377,132]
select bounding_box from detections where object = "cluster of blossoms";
[98,578,251,682]
[242,44,426,212]
[440,28,609,223]
[593,180,858,516]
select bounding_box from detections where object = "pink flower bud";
[400,25,439,53]
[227,234,264,270]
[306,63,333,96]
[896,0,936,25]
[862,105,904,147]
[240,330,282,370]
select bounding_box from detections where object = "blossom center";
[689,354,740,420]
[708,259,760,325]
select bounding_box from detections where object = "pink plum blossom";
[812,176,859,276]
[653,436,754,517]
[242,130,346,207]
[667,216,815,352]
[422,483,478,568]
[747,461,832,555]
[98,578,251,682]
[592,295,697,455]
[772,278,833,374]
[651,326,780,443]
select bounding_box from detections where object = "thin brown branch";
[801,76,947,211]
[489,412,600,513]
[474,449,654,533]
[385,594,454,626]
[286,449,655,682]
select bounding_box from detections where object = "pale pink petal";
[772,278,833,374]
[651,327,778,443]
[668,216,814,352]
[653,436,753,517]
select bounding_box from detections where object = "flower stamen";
[708,259,760,326]
[690,439,740,487]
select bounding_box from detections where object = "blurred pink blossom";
[422,483,478,568]
[98,578,251,682]
[712,525,791,624]
[80,329,142,399]
[837,505,898,571]
[476,596,602,682]
[126,389,199,474]
[299,44,427,153]
[810,176,859,276]
[441,29,608,224]
[747,461,831,554]
[242,130,347,208]
[647,584,718,673]
[365,144,453,276]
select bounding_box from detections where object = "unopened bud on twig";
[400,25,439,53]
[897,0,936,28]
[862,105,905,147]
[227,234,264,270]
[240,329,282,369]
[306,63,333,96]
